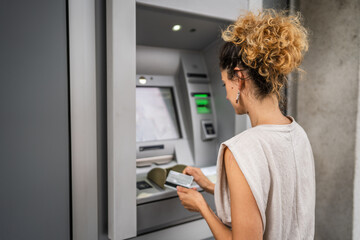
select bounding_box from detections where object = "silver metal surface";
[136,4,230,51]
[107,0,137,239]
[179,52,218,167]
[133,219,213,240]
[137,191,215,235]
[68,0,98,239]
[136,0,247,21]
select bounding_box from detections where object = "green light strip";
[197,107,211,114]
[193,94,209,98]
[195,99,209,105]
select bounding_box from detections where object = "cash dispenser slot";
[136,155,174,167]
[139,145,164,151]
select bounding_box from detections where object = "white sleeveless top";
[214,117,315,239]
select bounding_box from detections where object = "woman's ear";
[239,78,245,92]
[233,67,246,91]
[236,71,246,92]
[235,70,244,80]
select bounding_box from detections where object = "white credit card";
[165,170,194,189]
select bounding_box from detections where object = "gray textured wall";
[297,0,360,239]
[354,52,360,239]
[0,0,71,239]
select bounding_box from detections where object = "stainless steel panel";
[107,0,137,239]
[68,0,99,239]
[137,191,215,234]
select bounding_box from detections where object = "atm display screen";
[136,87,181,142]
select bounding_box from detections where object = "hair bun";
[222,9,309,91]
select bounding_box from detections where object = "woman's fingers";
[183,167,210,190]
[183,166,193,175]
[184,206,196,212]
[177,187,205,213]
[177,186,189,193]
[184,167,201,181]
[178,186,198,193]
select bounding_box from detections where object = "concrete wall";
[297,0,360,239]
[354,45,360,239]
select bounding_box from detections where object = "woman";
[177,10,315,240]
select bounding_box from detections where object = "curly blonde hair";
[220,9,309,101]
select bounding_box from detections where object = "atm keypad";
[204,123,215,135]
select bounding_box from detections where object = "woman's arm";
[199,201,232,240]
[224,147,263,239]
[177,187,232,239]
[178,147,263,240]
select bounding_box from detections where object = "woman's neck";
[246,95,291,127]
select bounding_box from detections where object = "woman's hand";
[183,166,215,194]
[177,186,208,213]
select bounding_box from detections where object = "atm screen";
[136,87,181,142]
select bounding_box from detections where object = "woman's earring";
[236,90,240,103]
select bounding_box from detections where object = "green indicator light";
[193,94,209,98]
[197,107,211,114]
[195,97,211,114]
[195,99,209,105]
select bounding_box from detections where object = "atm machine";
[107,2,248,239]
[135,52,220,234]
